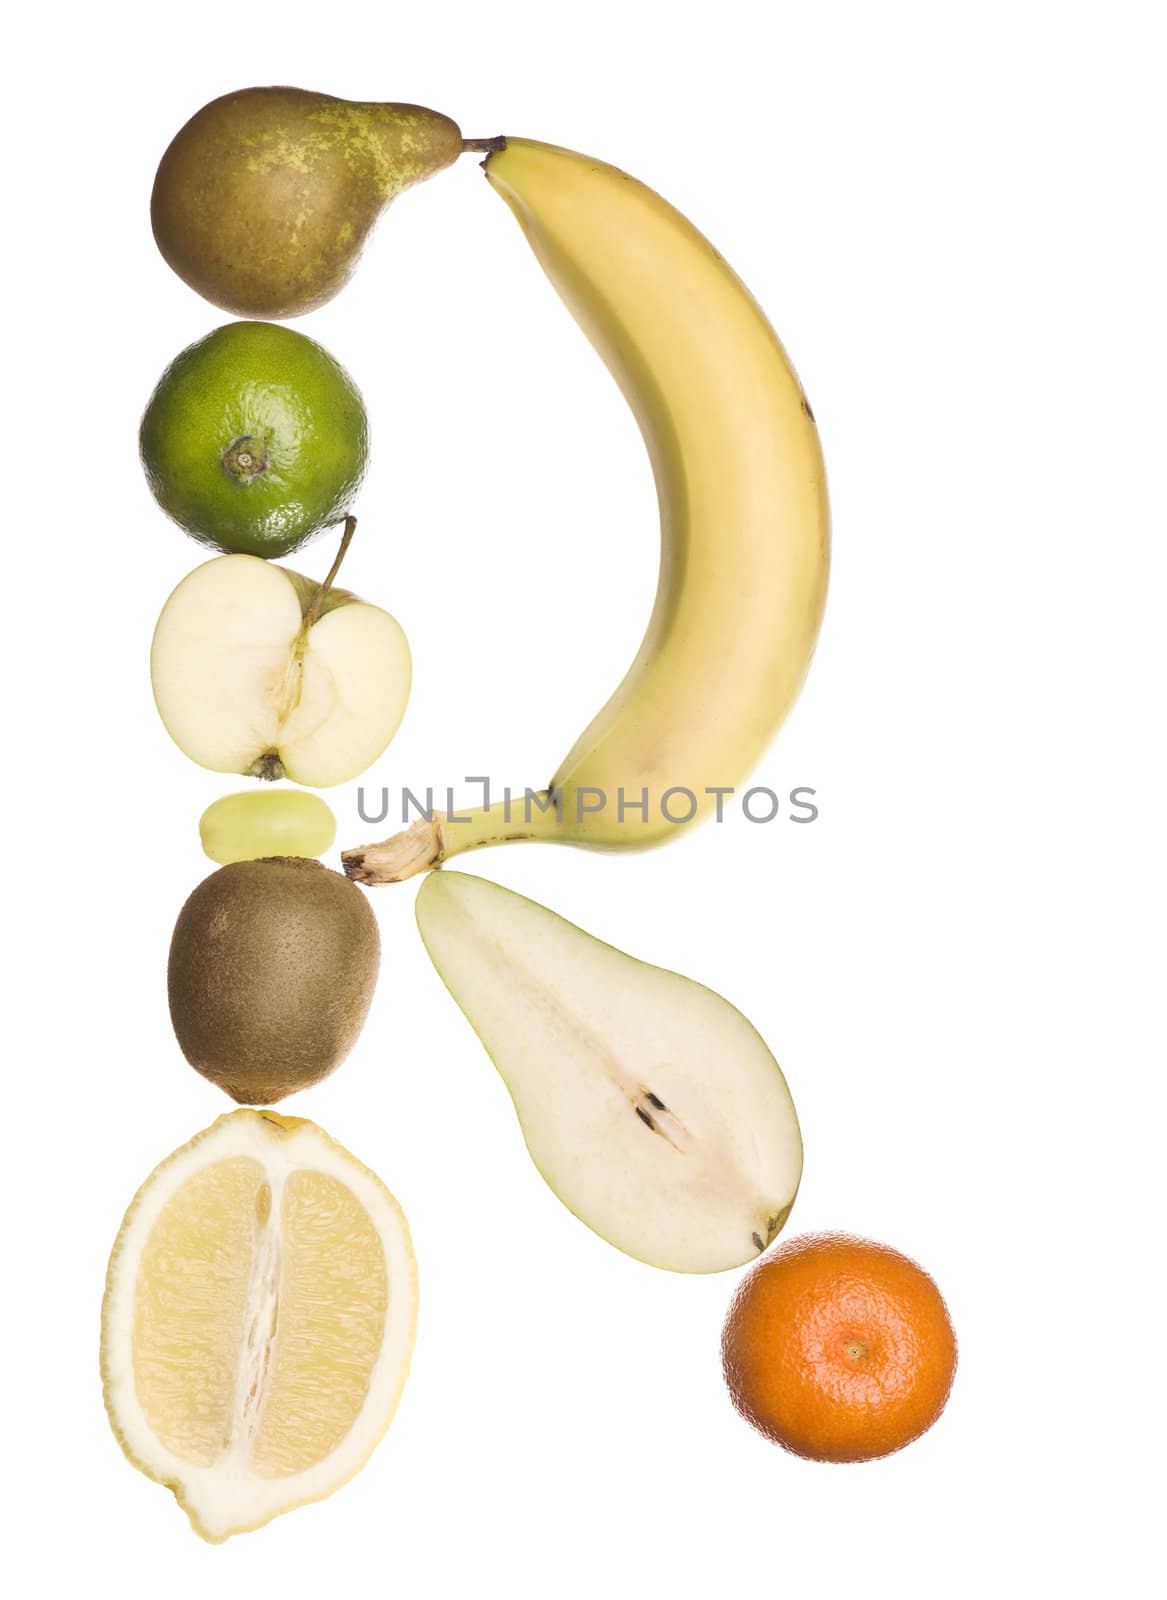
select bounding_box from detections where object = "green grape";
[199,790,337,865]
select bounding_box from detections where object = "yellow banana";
[343,138,829,884]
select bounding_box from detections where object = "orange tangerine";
[722,1233,957,1462]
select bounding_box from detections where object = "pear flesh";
[152,87,463,318]
[151,554,410,787]
[416,872,802,1273]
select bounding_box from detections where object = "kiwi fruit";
[168,856,379,1103]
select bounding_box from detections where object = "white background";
[3,2,1163,1594]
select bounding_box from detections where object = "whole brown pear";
[152,86,463,318]
[168,857,380,1103]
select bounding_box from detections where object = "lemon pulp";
[102,1112,416,1540]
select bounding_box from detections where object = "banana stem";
[342,797,558,885]
[303,514,356,630]
[462,136,507,154]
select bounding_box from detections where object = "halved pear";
[415,872,802,1273]
[151,554,410,787]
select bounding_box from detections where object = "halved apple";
[151,554,410,787]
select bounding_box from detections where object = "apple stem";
[303,515,356,630]
[462,136,507,154]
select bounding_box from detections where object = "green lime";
[140,321,368,557]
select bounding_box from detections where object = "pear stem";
[462,136,507,154]
[303,515,356,630]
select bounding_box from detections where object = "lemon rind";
[100,1110,418,1542]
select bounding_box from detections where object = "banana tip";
[341,851,372,884]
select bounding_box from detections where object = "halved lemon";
[101,1110,417,1542]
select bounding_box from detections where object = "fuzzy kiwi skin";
[168,857,380,1104]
